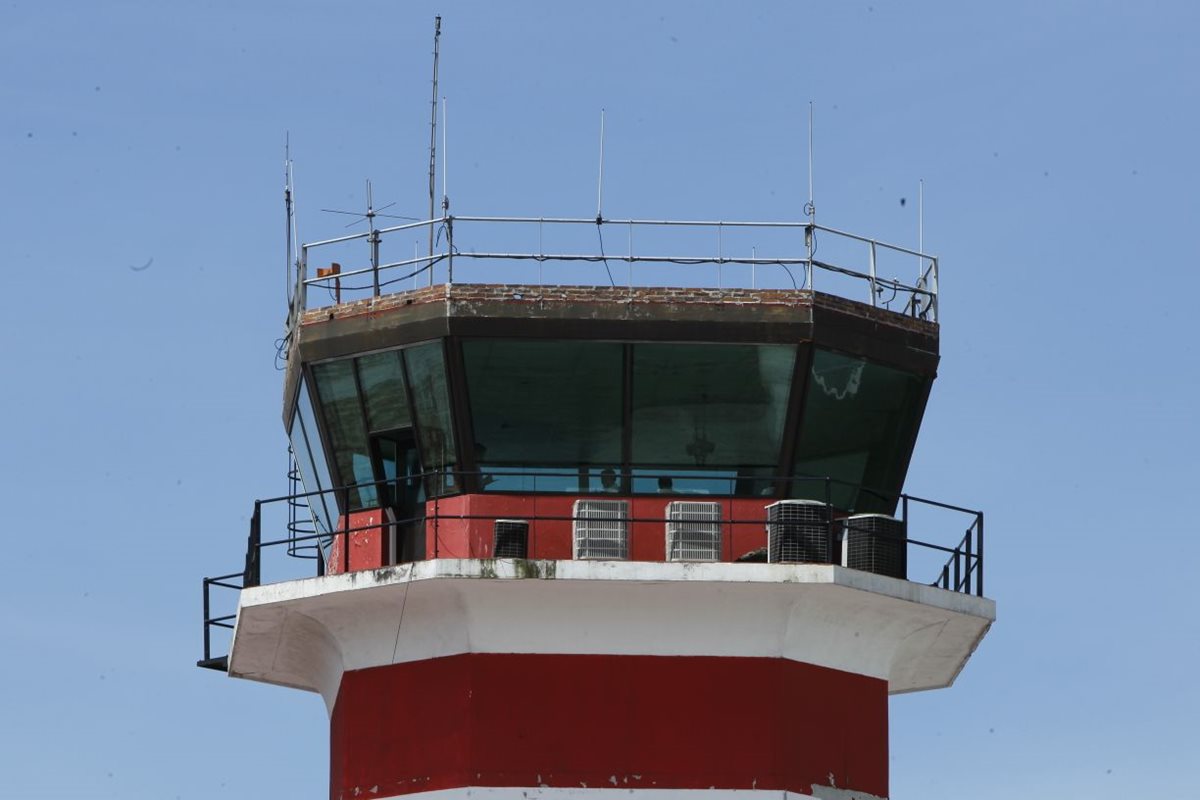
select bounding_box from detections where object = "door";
[371,429,426,563]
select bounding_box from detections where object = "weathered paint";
[326,509,388,575]
[427,493,776,562]
[228,559,995,708]
[330,654,888,800]
[328,791,884,800]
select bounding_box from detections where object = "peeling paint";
[811,783,889,800]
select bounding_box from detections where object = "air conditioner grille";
[493,519,530,559]
[842,513,906,579]
[573,499,629,560]
[766,500,832,564]
[666,501,722,561]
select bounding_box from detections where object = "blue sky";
[2,1,1197,797]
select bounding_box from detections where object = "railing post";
[953,547,961,593]
[446,216,454,285]
[975,513,984,597]
[202,578,212,662]
[931,256,940,322]
[963,528,974,595]
[868,241,878,306]
[244,502,261,589]
[371,229,381,297]
[298,247,308,312]
[342,486,351,574]
[824,477,835,564]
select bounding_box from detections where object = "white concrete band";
[230,559,994,711]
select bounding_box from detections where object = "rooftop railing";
[289,215,939,325]
[198,469,981,671]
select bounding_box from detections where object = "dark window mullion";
[444,336,479,493]
[775,343,813,499]
[621,342,633,494]
[306,363,351,515]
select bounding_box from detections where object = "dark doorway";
[371,428,426,563]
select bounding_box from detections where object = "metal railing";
[198,469,982,670]
[291,215,939,323]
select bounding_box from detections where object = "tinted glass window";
[311,359,376,508]
[463,339,623,469]
[631,343,795,472]
[357,350,410,432]
[289,378,336,534]
[403,342,457,495]
[793,349,927,512]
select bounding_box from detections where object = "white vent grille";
[666,501,722,561]
[766,499,831,563]
[573,499,629,560]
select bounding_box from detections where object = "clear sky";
[2,1,1197,798]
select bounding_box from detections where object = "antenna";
[804,101,815,289]
[366,178,381,296]
[285,134,294,305]
[428,15,442,260]
[441,96,448,214]
[596,109,606,222]
[806,101,815,223]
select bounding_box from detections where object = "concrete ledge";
[229,559,993,710]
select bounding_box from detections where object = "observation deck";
[201,214,991,726]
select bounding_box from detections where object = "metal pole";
[342,487,351,574]
[446,216,454,285]
[202,579,211,661]
[868,241,878,306]
[245,502,261,588]
[298,247,308,313]
[975,514,984,597]
[596,109,606,221]
[964,527,973,595]
[428,16,441,261]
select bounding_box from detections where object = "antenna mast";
[596,109,606,222]
[805,101,815,289]
[428,15,442,261]
[285,135,294,306]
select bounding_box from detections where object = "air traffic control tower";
[200,207,994,800]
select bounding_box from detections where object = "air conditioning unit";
[841,513,906,579]
[493,519,529,559]
[766,499,832,564]
[573,499,629,560]
[666,501,722,562]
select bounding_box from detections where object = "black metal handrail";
[199,469,984,671]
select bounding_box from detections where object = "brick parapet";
[299,283,936,335]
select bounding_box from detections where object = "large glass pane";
[357,350,411,432]
[631,344,795,476]
[289,378,335,535]
[793,349,927,512]
[311,359,376,508]
[463,340,623,475]
[403,341,458,495]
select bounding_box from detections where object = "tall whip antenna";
[806,101,815,224]
[427,15,442,261]
[804,101,816,289]
[596,109,606,222]
[442,96,449,214]
[285,134,293,304]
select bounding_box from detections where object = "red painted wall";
[330,653,887,799]
[325,509,388,575]
[427,493,772,562]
